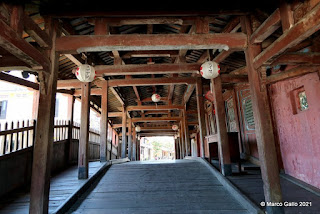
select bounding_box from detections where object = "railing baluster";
[21,120,25,149]
[3,122,8,154]
[8,121,14,153]
[15,121,19,151]
[26,120,30,147]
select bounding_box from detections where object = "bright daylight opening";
[139,136,175,161]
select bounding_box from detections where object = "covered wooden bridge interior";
[1,0,320,213]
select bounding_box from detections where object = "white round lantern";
[200,61,220,79]
[135,125,141,132]
[174,135,178,139]
[75,64,96,82]
[151,93,161,102]
[172,125,179,131]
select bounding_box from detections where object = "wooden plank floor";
[0,161,105,214]
[228,166,320,214]
[68,159,250,214]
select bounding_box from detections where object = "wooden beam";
[211,76,232,176]
[121,50,179,59]
[29,20,59,214]
[213,50,235,63]
[95,63,200,76]
[220,74,248,83]
[250,8,281,44]
[131,117,181,122]
[243,16,284,214]
[78,82,90,179]
[57,79,82,89]
[267,65,319,84]
[127,105,183,111]
[253,2,320,69]
[139,126,172,131]
[196,77,206,158]
[110,87,124,105]
[121,105,127,158]
[127,118,133,160]
[23,13,52,48]
[64,54,82,66]
[100,81,108,162]
[107,77,196,87]
[0,71,39,90]
[108,112,122,117]
[0,19,50,71]
[271,52,320,65]
[280,0,294,32]
[56,33,248,54]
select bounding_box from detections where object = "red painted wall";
[270,72,320,188]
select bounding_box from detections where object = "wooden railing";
[0,120,36,155]
[72,122,100,144]
[0,120,118,158]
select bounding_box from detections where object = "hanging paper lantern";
[151,93,161,102]
[174,135,178,139]
[172,125,179,131]
[199,61,220,79]
[135,125,141,132]
[75,64,96,82]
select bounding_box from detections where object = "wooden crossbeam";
[127,105,183,111]
[139,126,172,131]
[213,50,235,63]
[107,77,196,87]
[23,13,52,48]
[121,50,179,59]
[250,8,281,44]
[108,112,122,117]
[57,79,82,89]
[0,19,50,71]
[131,117,181,122]
[266,65,319,84]
[55,33,247,54]
[0,71,38,90]
[253,3,320,69]
[94,63,200,76]
[271,52,320,65]
[110,87,125,105]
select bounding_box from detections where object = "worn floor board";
[228,166,320,214]
[68,159,250,214]
[0,161,105,214]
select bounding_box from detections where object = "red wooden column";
[179,121,185,158]
[242,16,284,214]
[132,128,137,161]
[67,95,75,163]
[100,82,108,162]
[211,76,232,175]
[121,106,127,158]
[78,82,91,179]
[196,77,207,158]
[183,106,191,156]
[29,20,60,214]
[137,135,141,161]
[127,118,133,160]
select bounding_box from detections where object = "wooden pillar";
[100,82,108,162]
[242,16,284,214]
[179,121,185,158]
[29,19,60,214]
[178,136,183,159]
[183,107,191,156]
[137,135,141,161]
[127,118,132,160]
[121,106,127,158]
[78,82,91,179]
[32,90,39,120]
[67,95,75,163]
[132,128,136,161]
[211,76,232,176]
[196,77,207,158]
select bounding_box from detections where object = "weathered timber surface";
[68,159,250,214]
[0,161,105,214]
[228,164,320,214]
